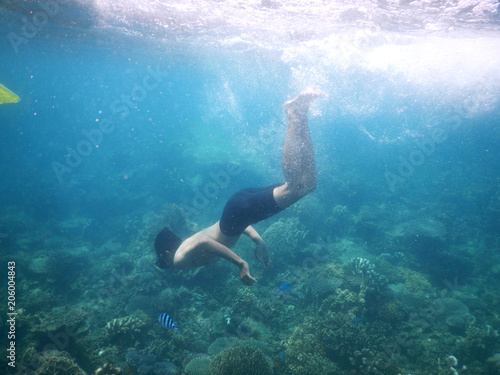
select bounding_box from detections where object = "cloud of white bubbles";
[83,0,499,139]
[282,28,500,141]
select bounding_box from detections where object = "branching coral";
[345,257,388,292]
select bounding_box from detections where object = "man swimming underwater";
[155,87,322,285]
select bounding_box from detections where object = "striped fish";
[158,313,179,333]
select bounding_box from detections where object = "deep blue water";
[1,35,497,241]
[1,1,500,374]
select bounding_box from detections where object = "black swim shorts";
[219,183,284,237]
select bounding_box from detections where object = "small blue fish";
[158,313,179,333]
[276,282,292,296]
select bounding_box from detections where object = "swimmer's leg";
[273,87,322,209]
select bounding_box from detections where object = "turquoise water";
[1,1,500,374]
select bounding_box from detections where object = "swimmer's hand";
[239,261,257,285]
[254,240,270,268]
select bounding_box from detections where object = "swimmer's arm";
[243,225,264,244]
[176,236,256,285]
[244,226,270,268]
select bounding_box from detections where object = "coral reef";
[207,336,241,356]
[402,268,433,293]
[160,203,196,237]
[125,349,177,375]
[288,353,339,375]
[262,217,308,263]
[289,194,326,229]
[438,355,467,375]
[400,218,447,238]
[325,204,354,235]
[23,286,56,311]
[42,247,91,288]
[209,346,273,375]
[350,349,393,375]
[21,348,86,375]
[94,362,123,375]
[153,286,185,313]
[441,298,476,333]
[345,257,388,292]
[232,287,260,314]
[28,255,51,274]
[378,251,407,266]
[487,353,500,374]
[285,317,340,375]
[285,311,388,373]
[378,300,407,323]
[317,311,378,367]
[105,315,147,344]
[306,275,343,301]
[7,149,498,375]
[29,305,91,335]
[183,355,212,375]
[236,317,272,340]
[458,324,500,364]
[319,287,366,316]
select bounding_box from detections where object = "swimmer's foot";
[284,86,323,116]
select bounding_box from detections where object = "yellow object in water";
[0,84,21,104]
